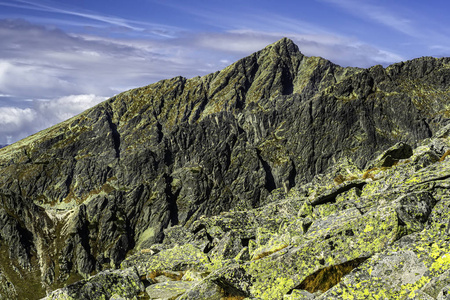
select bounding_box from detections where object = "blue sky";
[0,0,450,144]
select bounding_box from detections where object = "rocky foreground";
[0,38,450,299]
[44,128,450,299]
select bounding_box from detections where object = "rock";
[42,267,144,300]
[437,285,450,300]
[176,280,224,300]
[284,289,317,299]
[394,191,436,234]
[121,244,209,277]
[153,275,173,283]
[181,270,207,282]
[421,269,450,298]
[367,142,413,168]
[0,271,18,300]
[146,281,196,300]
[435,124,450,138]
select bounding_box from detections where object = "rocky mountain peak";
[260,37,302,56]
[1,40,450,299]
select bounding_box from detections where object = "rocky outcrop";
[47,127,450,299]
[0,38,449,298]
[43,267,144,300]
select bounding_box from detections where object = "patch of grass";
[362,166,394,180]
[146,270,185,281]
[440,150,450,162]
[362,168,378,180]
[296,257,368,293]
[221,296,246,300]
[0,245,46,300]
[219,286,247,300]
[333,174,359,185]
[252,244,288,261]
[333,174,346,185]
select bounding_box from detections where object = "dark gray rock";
[42,267,144,300]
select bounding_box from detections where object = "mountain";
[0,38,450,299]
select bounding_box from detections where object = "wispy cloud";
[321,0,450,57]
[155,1,332,35]
[321,0,417,38]
[0,0,181,37]
[0,19,206,99]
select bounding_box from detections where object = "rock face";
[0,38,449,299]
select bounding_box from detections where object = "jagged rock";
[42,267,144,300]
[153,274,174,283]
[284,289,317,299]
[1,38,450,298]
[421,269,450,298]
[438,285,450,300]
[367,142,413,168]
[181,270,207,282]
[176,280,223,300]
[0,271,17,300]
[130,129,450,299]
[146,281,196,299]
[394,191,436,234]
[435,124,450,139]
[121,244,209,277]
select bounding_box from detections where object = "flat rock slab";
[146,281,196,300]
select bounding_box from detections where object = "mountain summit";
[1,38,450,299]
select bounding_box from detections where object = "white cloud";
[0,59,77,98]
[0,20,194,99]
[0,106,36,128]
[0,94,106,144]
[35,94,106,123]
[0,106,37,143]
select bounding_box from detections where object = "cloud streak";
[321,0,450,58]
[0,0,181,37]
[0,19,203,98]
[320,0,413,34]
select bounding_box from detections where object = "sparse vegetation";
[440,149,450,161]
[296,258,368,293]
[333,173,359,185]
[252,244,289,260]
[146,270,185,281]
[219,286,247,300]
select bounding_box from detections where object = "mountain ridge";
[0,38,450,299]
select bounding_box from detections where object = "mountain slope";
[0,38,450,298]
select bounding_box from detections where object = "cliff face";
[0,38,450,299]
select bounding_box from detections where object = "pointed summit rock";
[267,36,302,54]
[0,39,450,298]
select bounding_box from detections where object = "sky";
[0,0,450,144]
